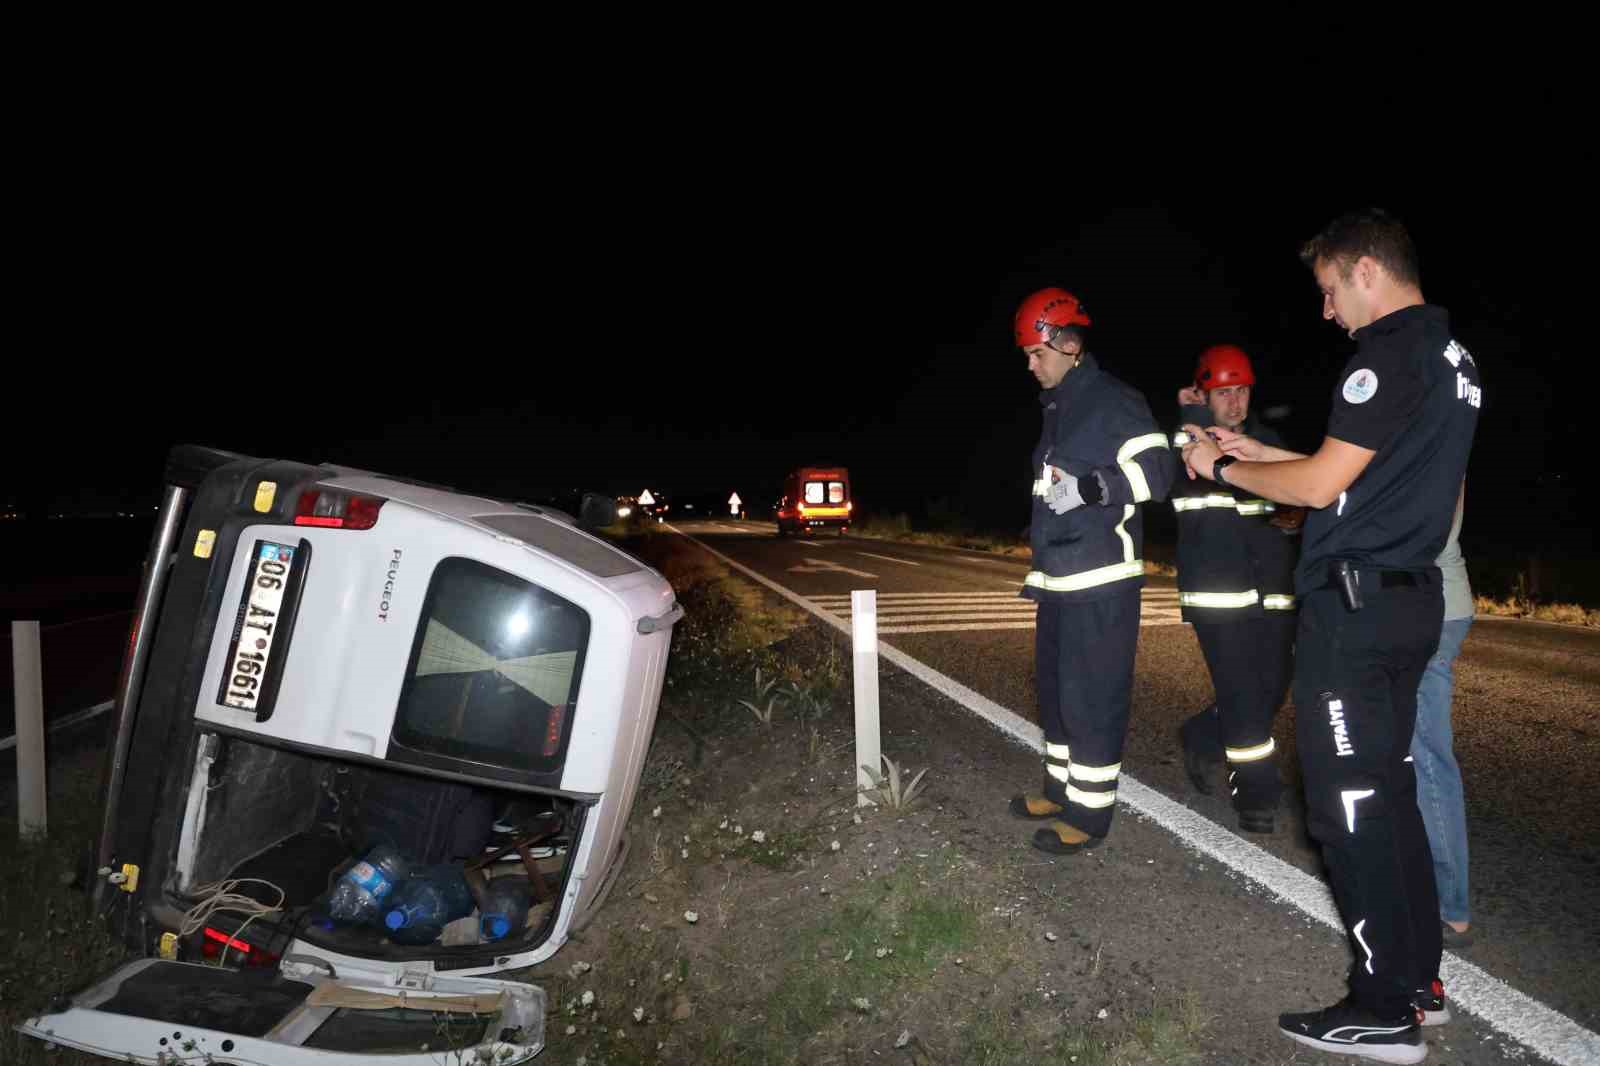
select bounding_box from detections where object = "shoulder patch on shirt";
[1342,369,1379,404]
[1442,339,1474,367]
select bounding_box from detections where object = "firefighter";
[1170,345,1303,833]
[1007,287,1178,854]
[1181,209,1480,1062]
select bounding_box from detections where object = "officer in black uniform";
[1181,209,1480,1064]
[1007,287,1177,855]
[1170,345,1301,833]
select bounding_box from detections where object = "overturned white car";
[19,445,682,1063]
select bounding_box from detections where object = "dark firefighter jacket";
[1023,353,1177,604]
[1170,408,1299,623]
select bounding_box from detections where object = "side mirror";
[579,492,619,529]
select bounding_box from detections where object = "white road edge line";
[667,525,1600,1066]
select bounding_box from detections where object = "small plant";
[782,648,844,732]
[858,754,930,811]
[779,679,826,728]
[805,725,829,764]
[737,667,785,727]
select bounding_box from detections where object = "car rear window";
[391,558,589,773]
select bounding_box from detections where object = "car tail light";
[543,703,568,757]
[202,926,280,967]
[294,488,386,529]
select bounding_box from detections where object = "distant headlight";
[617,506,633,517]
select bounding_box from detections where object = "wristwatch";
[1213,455,1238,485]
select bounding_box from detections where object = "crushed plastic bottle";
[327,842,411,925]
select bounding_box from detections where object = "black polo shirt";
[1295,304,1481,594]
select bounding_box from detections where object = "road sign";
[638,489,656,506]
[728,491,742,515]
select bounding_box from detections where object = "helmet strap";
[1045,329,1082,365]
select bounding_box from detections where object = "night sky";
[12,122,1584,559]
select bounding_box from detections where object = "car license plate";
[220,541,297,712]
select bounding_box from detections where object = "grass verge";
[525,531,1214,1064]
[0,749,129,1066]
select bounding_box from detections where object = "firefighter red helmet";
[1014,288,1091,347]
[1195,344,1256,391]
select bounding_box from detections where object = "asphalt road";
[669,519,1600,1043]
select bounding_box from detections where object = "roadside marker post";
[851,590,881,807]
[12,621,47,837]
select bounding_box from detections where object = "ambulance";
[774,467,851,536]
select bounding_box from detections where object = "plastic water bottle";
[479,875,532,941]
[383,865,476,946]
[327,843,411,924]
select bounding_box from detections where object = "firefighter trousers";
[1034,585,1141,838]
[1293,579,1444,1017]
[1180,615,1295,810]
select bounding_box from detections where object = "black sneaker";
[1414,979,1450,1026]
[1278,998,1426,1063]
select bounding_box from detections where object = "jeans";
[1411,617,1472,925]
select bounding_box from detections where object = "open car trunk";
[172,731,583,965]
[17,734,569,1062]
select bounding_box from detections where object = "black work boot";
[1178,707,1222,795]
[1030,820,1105,855]
[1009,793,1065,820]
[1236,808,1276,834]
[1183,747,1220,795]
[1229,765,1281,834]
